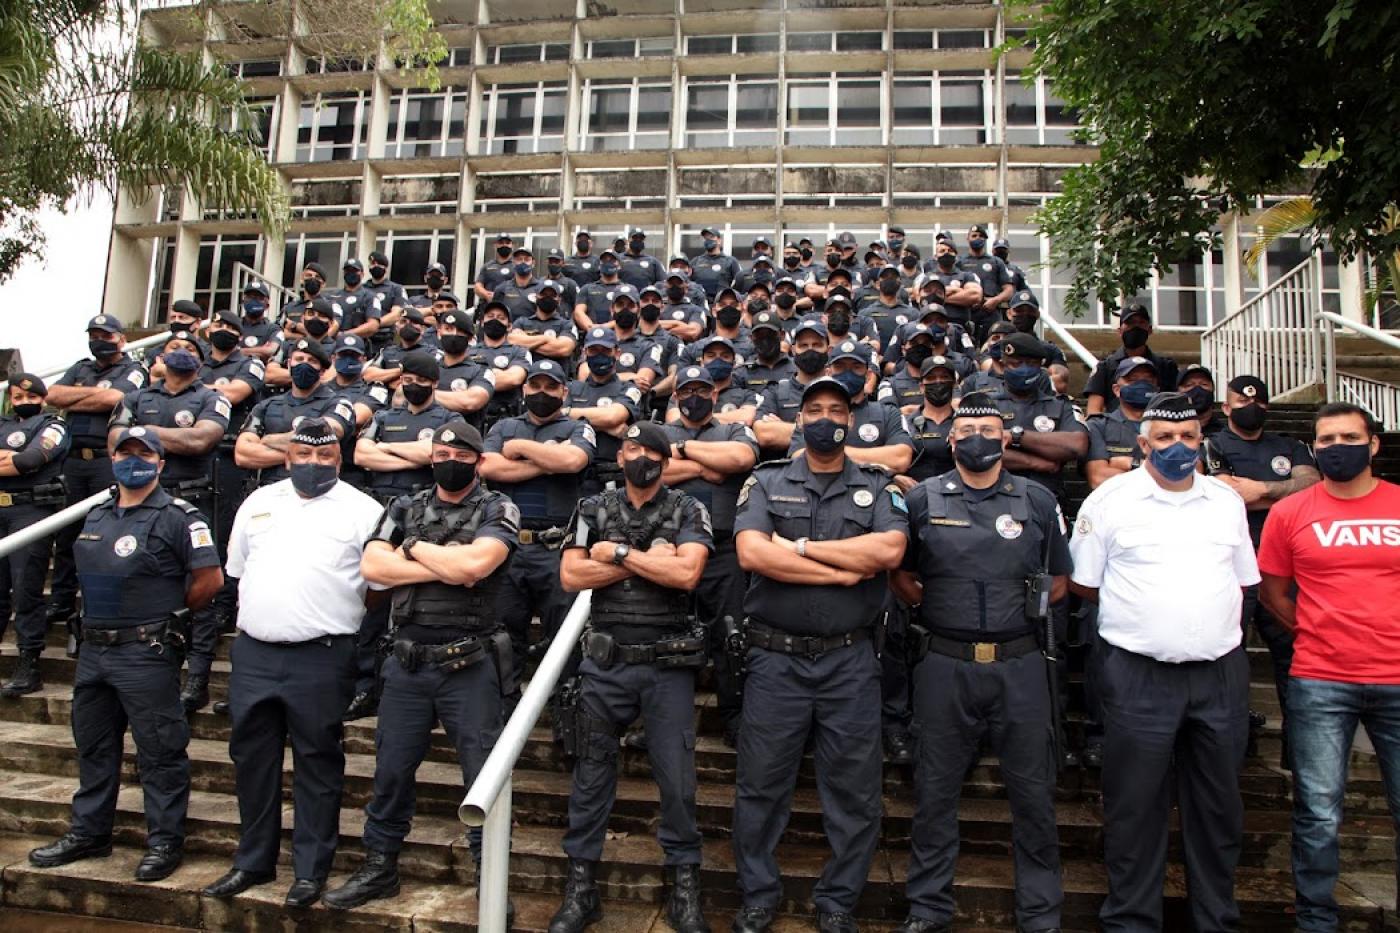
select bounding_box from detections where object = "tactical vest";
[590,488,690,635]
[77,503,190,626]
[918,482,1036,639]
[389,491,502,632]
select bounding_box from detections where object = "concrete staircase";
[0,405,1397,931]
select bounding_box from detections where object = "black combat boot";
[547,857,602,932]
[179,673,209,714]
[323,848,400,909]
[665,864,709,932]
[1,650,41,698]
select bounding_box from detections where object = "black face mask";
[524,391,563,418]
[209,330,241,352]
[481,319,509,341]
[402,382,434,406]
[1122,327,1149,350]
[13,403,42,419]
[679,394,714,423]
[753,334,781,360]
[536,297,558,314]
[936,254,957,270]
[923,383,954,407]
[426,273,446,289]
[783,255,800,268]
[623,455,663,487]
[905,345,933,369]
[89,338,119,358]
[440,334,470,355]
[826,254,841,268]
[496,246,513,259]
[954,434,1003,473]
[613,309,638,330]
[774,293,797,310]
[1230,403,1267,433]
[370,265,388,281]
[302,278,322,297]
[800,248,814,261]
[1315,442,1372,482]
[826,311,851,336]
[399,325,422,344]
[795,349,828,375]
[639,305,661,323]
[901,257,918,269]
[717,307,742,329]
[879,279,901,297]
[433,459,477,492]
[1010,313,1038,334]
[303,318,330,338]
[666,286,687,303]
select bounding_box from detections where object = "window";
[376,231,456,295]
[787,32,885,52]
[288,178,361,218]
[487,42,570,64]
[684,75,778,148]
[282,234,356,293]
[480,81,567,154]
[1004,72,1082,146]
[586,36,675,59]
[684,34,780,55]
[936,29,991,49]
[223,96,278,160]
[581,77,671,152]
[196,235,262,315]
[446,46,472,67]
[227,58,282,78]
[303,55,371,74]
[785,74,882,146]
[384,87,467,158]
[893,31,933,51]
[892,71,991,146]
[296,90,370,162]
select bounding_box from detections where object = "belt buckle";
[519,529,535,545]
[80,448,95,460]
[973,642,997,664]
[0,492,12,507]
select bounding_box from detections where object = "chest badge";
[995,514,1023,539]
[1033,415,1055,433]
[1271,455,1291,476]
[418,428,434,441]
[174,409,195,427]
[858,423,880,443]
[853,489,873,507]
[6,431,25,448]
[114,535,138,557]
[451,378,468,391]
[494,355,510,368]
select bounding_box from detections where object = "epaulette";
[754,458,791,471]
[857,461,893,476]
[171,497,200,514]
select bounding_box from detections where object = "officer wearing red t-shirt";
[1258,402,1400,933]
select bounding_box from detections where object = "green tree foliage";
[0,0,445,283]
[1016,0,1400,316]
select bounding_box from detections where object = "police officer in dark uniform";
[492,247,544,320]
[570,328,645,493]
[474,233,517,304]
[660,365,760,746]
[658,271,708,344]
[364,250,409,354]
[731,376,909,933]
[0,374,70,697]
[47,315,149,624]
[109,332,231,714]
[28,426,222,881]
[566,229,601,286]
[690,227,743,301]
[1005,290,1067,366]
[467,299,533,422]
[1205,375,1319,768]
[328,333,392,490]
[327,258,389,344]
[267,298,338,390]
[277,262,327,339]
[993,333,1089,500]
[959,225,1015,343]
[509,279,579,369]
[480,360,596,674]
[1083,304,1179,416]
[860,266,918,352]
[993,238,1029,292]
[736,311,796,394]
[236,285,285,362]
[789,341,915,475]
[1084,357,1158,490]
[434,308,496,425]
[927,241,983,334]
[412,261,453,310]
[1178,363,1223,437]
[753,318,829,456]
[902,356,958,485]
[324,420,520,911]
[574,249,628,327]
[891,392,1072,933]
[366,306,435,384]
[355,351,457,504]
[878,325,940,413]
[549,422,714,933]
[609,288,665,390]
[544,247,581,310]
[619,227,664,291]
[236,337,356,487]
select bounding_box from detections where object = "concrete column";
[1221,210,1243,318]
[1339,251,1366,324]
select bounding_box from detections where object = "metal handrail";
[1317,311,1400,430]
[232,262,298,319]
[1200,254,1322,401]
[1316,311,1400,353]
[1036,312,1098,370]
[0,331,172,398]
[0,488,112,561]
[460,590,593,933]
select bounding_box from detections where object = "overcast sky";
[0,196,116,375]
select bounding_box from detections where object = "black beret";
[304,262,328,279]
[163,331,205,360]
[287,337,330,368]
[171,299,205,318]
[400,350,440,383]
[1227,374,1269,404]
[11,372,47,396]
[622,422,671,460]
[433,420,483,453]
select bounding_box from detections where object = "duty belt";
[745,621,868,660]
[909,626,1040,665]
[0,488,62,508]
[74,447,109,460]
[82,621,167,647]
[392,635,491,674]
[517,526,566,547]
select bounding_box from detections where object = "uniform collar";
[155,377,201,397]
[935,468,1018,498]
[113,485,174,513]
[786,455,862,500]
[1130,465,1210,504]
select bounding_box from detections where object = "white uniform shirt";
[1070,467,1260,663]
[225,478,386,642]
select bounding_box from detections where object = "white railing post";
[1200,256,1322,399]
[476,776,512,933]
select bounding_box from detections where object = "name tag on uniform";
[928,518,971,527]
[78,533,103,541]
[385,424,407,432]
[770,495,807,503]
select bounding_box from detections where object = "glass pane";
[494,90,536,139]
[893,31,933,51]
[937,30,988,49]
[687,84,730,131]
[836,33,882,52]
[544,44,570,61]
[389,238,431,284]
[589,87,632,133]
[495,44,540,64]
[787,83,829,126]
[787,33,832,52]
[539,89,567,134]
[1005,81,1037,127]
[688,36,732,55]
[941,79,983,127]
[736,34,780,53]
[893,80,932,127]
[590,39,635,59]
[735,81,778,128]
[636,87,671,131]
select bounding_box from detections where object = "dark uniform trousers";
[497,540,571,676]
[363,652,503,861]
[228,633,356,880]
[50,453,113,612]
[564,657,701,865]
[0,502,58,654]
[694,532,746,727]
[733,641,883,914]
[880,597,912,735]
[907,651,1061,930]
[1097,638,1249,933]
[1241,582,1295,766]
[210,445,246,620]
[159,478,220,679]
[70,641,190,848]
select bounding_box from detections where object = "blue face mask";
[1003,364,1041,395]
[587,353,615,377]
[112,456,159,489]
[242,299,267,317]
[513,262,532,277]
[290,362,322,390]
[832,368,866,399]
[600,263,620,277]
[334,356,363,378]
[1119,380,1156,409]
[705,358,734,383]
[290,461,338,498]
[803,418,848,455]
[163,350,200,374]
[703,238,719,251]
[969,237,987,251]
[1149,441,1198,481]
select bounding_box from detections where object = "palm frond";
[1241,197,1319,275]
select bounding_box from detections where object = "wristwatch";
[676,439,688,459]
[611,543,631,565]
[1009,426,1025,449]
[795,536,809,558]
[401,536,420,561]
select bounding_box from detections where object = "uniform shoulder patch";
[885,483,908,514]
[171,497,200,514]
[736,474,758,509]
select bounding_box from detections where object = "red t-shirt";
[1257,479,1400,684]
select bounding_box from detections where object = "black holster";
[163,608,192,667]
[490,630,519,696]
[723,615,748,677]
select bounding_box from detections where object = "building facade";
[104,0,1351,331]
